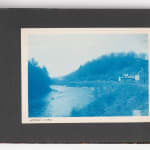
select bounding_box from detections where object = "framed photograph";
[21,28,150,124]
[1,9,150,143]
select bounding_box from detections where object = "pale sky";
[28,33,148,77]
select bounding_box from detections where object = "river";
[29,84,144,117]
[42,85,95,117]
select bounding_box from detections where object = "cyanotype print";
[21,28,150,123]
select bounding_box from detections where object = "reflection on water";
[43,85,95,117]
[29,84,148,117]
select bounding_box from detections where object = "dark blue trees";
[64,52,148,83]
[70,52,149,117]
[28,58,51,99]
[28,58,52,117]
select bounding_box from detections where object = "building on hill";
[118,73,140,82]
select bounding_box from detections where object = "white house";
[118,73,140,81]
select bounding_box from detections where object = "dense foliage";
[63,52,148,83]
[64,52,149,116]
[71,82,148,116]
[28,58,51,99]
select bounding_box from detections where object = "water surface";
[43,85,95,117]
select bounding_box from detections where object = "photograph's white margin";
[21,28,150,124]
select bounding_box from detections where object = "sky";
[28,33,148,77]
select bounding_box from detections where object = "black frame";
[1,9,150,143]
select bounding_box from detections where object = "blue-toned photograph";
[27,31,149,118]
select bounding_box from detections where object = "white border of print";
[21,28,150,124]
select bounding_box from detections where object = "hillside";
[71,81,148,116]
[62,52,149,116]
[62,52,148,84]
